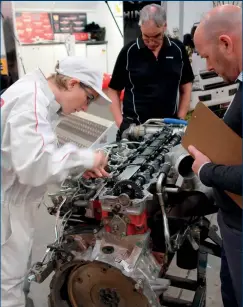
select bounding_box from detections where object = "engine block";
[99,128,183,236]
[29,122,214,307]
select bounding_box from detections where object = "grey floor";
[28,105,223,307]
[88,101,114,121]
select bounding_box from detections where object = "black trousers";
[218,211,242,307]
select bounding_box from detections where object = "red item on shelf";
[74,32,89,41]
[102,73,112,89]
[102,73,124,101]
[43,33,54,40]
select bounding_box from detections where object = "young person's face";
[59,79,98,114]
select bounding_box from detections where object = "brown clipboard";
[182,102,242,208]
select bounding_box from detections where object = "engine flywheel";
[67,261,150,307]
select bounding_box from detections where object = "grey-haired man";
[108,3,194,139]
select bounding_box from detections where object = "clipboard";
[182,102,242,208]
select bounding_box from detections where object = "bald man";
[188,5,242,307]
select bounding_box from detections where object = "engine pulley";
[113,180,143,199]
[48,260,150,307]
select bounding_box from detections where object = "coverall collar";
[33,68,61,115]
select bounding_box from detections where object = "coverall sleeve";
[199,162,242,195]
[9,108,95,187]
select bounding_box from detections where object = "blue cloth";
[162,118,188,125]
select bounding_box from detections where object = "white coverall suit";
[1,69,95,307]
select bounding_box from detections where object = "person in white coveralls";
[1,56,111,307]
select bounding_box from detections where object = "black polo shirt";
[109,36,194,124]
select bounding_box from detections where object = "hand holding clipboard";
[182,102,242,208]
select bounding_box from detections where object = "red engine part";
[126,212,148,235]
[101,210,148,235]
[92,200,102,221]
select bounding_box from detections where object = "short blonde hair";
[48,61,91,91]
[48,62,71,90]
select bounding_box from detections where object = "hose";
[162,118,188,126]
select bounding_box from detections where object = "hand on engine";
[83,151,109,178]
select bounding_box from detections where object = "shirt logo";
[166,56,174,59]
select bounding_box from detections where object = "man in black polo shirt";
[108,4,194,138]
[188,5,242,307]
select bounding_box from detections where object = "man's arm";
[108,88,123,127]
[108,45,128,127]
[177,42,194,119]
[178,82,192,119]
[199,163,242,195]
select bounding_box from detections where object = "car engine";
[28,121,215,307]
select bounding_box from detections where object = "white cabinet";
[86,44,108,73]
[36,45,55,77]
[18,45,54,77]
[18,45,39,77]
[75,44,87,58]
[17,42,108,79]
[53,44,68,66]
[75,44,108,72]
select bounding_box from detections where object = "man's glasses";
[80,83,95,106]
[142,34,164,43]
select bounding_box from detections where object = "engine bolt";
[103,218,110,225]
[135,279,143,290]
[124,217,130,224]
[76,277,83,284]
[67,256,72,262]
[112,224,119,231]
[28,274,36,282]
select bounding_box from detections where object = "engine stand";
[161,219,222,307]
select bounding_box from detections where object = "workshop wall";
[183,1,213,34]
[8,1,215,77]
[167,1,213,36]
[1,17,7,59]
[92,1,123,74]
[166,1,180,36]
[12,1,99,24]
[11,1,124,76]
[1,16,9,76]
[2,1,17,61]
